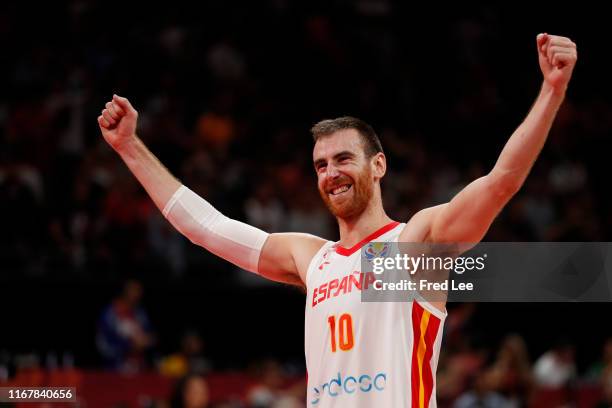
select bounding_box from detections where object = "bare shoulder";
[399,204,447,243]
[259,233,328,287]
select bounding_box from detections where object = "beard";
[319,167,374,220]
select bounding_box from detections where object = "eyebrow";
[313,150,356,168]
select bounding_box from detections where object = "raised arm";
[98,95,181,210]
[98,95,323,286]
[406,33,577,243]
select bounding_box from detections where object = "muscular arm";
[259,233,327,287]
[98,95,322,286]
[406,34,577,244]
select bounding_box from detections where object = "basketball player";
[98,34,577,407]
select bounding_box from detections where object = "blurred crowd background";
[1,1,611,407]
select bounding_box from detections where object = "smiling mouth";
[329,184,352,196]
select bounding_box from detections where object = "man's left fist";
[537,33,577,93]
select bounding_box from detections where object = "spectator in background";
[246,359,303,408]
[487,334,533,406]
[170,374,210,408]
[96,279,155,372]
[453,371,514,408]
[533,338,576,388]
[160,331,212,378]
[595,338,612,408]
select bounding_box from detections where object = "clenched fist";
[97,94,139,151]
[537,33,577,93]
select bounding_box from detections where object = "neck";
[336,197,393,248]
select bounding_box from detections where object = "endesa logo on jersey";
[311,371,387,405]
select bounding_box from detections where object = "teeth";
[331,185,350,195]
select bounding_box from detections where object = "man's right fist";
[98,94,138,150]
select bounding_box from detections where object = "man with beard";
[98,34,576,407]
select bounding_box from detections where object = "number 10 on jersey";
[327,314,354,352]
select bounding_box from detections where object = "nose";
[326,163,341,179]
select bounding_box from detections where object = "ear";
[371,152,386,180]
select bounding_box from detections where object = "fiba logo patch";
[363,242,390,263]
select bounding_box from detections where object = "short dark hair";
[311,116,383,157]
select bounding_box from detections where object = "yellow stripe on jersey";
[417,310,431,408]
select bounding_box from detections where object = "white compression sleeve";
[162,185,269,274]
